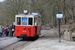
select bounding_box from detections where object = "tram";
[15,13,41,38]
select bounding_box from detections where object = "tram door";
[34,18,41,36]
[21,17,34,37]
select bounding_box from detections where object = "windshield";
[22,17,28,25]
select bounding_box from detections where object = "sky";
[0,0,5,2]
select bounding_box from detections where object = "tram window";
[34,18,37,26]
[28,18,33,25]
[22,18,28,25]
[17,17,21,25]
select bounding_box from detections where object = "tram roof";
[15,15,41,18]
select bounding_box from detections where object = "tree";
[0,0,75,26]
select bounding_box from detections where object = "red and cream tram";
[15,13,41,38]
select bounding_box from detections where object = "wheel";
[36,35,39,38]
[23,37,27,40]
[34,35,39,39]
[17,36,20,38]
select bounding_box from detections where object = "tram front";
[15,15,34,38]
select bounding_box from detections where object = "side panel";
[34,26,41,36]
[37,26,41,35]
[35,26,37,36]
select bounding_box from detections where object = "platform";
[22,29,75,50]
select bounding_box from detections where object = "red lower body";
[15,26,41,38]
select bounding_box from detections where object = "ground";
[22,29,75,50]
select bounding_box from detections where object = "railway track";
[0,30,49,50]
[0,41,20,50]
[14,41,32,50]
[0,37,12,41]
[0,35,43,50]
[0,38,35,50]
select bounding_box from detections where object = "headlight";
[23,26,25,29]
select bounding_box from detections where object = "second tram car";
[15,13,41,38]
